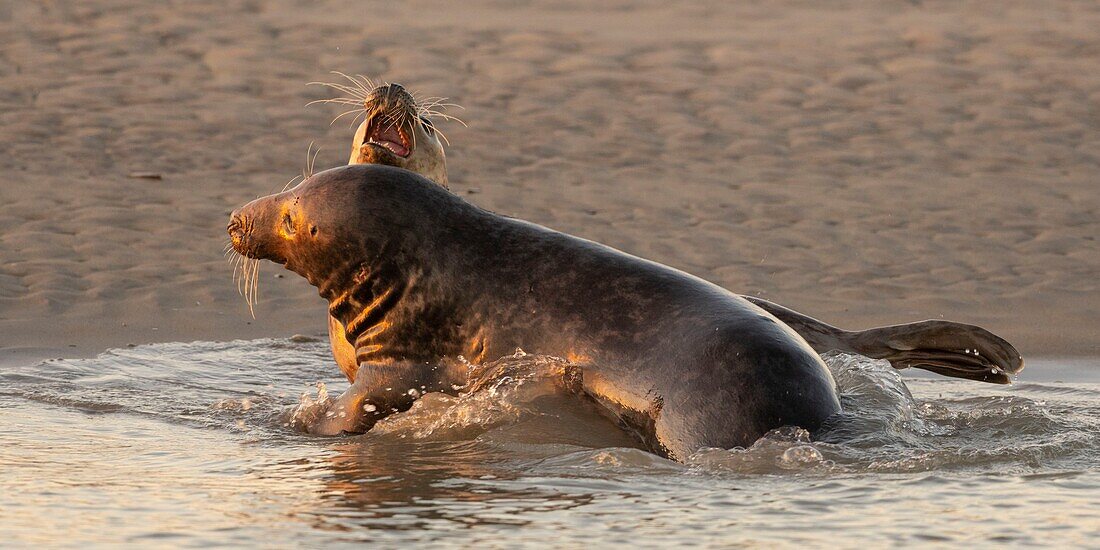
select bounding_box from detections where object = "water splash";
[680,351,1100,475]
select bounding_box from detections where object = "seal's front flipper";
[305,380,375,436]
[743,296,1023,384]
[309,358,469,436]
[847,320,1024,384]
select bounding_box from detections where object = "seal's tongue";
[368,123,410,157]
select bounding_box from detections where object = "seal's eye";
[309,225,318,237]
[282,213,296,236]
[420,117,436,136]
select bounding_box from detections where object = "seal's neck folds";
[326,259,410,359]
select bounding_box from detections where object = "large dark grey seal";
[229,165,1021,460]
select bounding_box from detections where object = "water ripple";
[2,339,1099,545]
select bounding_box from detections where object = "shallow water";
[2,338,1098,547]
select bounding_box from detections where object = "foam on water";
[2,338,1099,546]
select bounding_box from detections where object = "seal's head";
[230,168,364,299]
[311,75,452,186]
[350,83,448,184]
[227,164,454,304]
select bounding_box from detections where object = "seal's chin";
[364,118,411,158]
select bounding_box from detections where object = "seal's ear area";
[849,320,1024,384]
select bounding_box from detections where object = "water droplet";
[780,445,823,467]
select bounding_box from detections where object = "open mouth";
[364,118,411,158]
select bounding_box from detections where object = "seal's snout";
[227,210,248,251]
[369,82,409,101]
[226,197,292,267]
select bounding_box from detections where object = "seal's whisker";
[239,257,247,298]
[350,110,369,131]
[243,257,254,314]
[304,142,321,179]
[334,75,376,103]
[247,257,259,319]
[244,258,252,304]
[253,259,261,316]
[339,72,374,96]
[418,103,468,127]
[333,71,375,96]
[434,126,452,147]
[305,95,365,105]
[417,99,464,112]
[235,256,246,299]
[305,98,365,107]
[353,74,378,95]
[307,81,367,101]
[380,108,400,127]
[242,258,251,313]
[421,110,468,127]
[417,99,459,112]
[279,174,303,194]
[238,257,248,298]
[238,256,249,297]
[303,141,314,179]
[420,105,464,118]
[330,108,366,126]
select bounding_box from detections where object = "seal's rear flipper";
[742,297,1024,384]
[848,320,1024,384]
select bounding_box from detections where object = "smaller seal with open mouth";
[310,73,458,187]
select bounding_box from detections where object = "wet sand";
[1,0,1098,364]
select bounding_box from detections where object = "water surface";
[2,338,1098,546]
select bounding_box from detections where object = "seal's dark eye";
[420,117,436,136]
[309,225,318,237]
[282,213,296,235]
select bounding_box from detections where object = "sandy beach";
[2,0,1098,363]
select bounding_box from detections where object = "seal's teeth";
[367,138,410,158]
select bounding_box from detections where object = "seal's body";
[230,165,840,459]
[330,83,1022,388]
